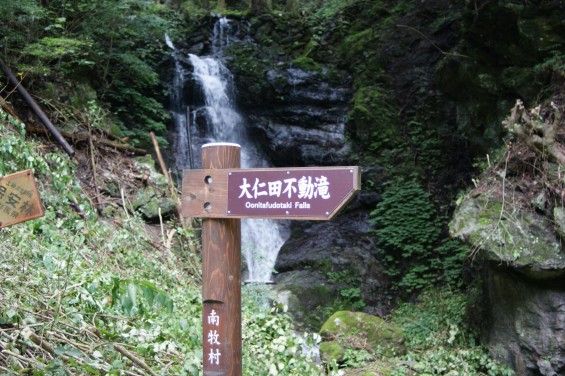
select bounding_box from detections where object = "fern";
[371,179,466,293]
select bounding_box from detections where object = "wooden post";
[201,143,242,376]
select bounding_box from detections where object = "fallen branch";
[0,59,75,156]
[88,122,102,209]
[25,330,56,355]
[0,95,22,121]
[114,344,158,376]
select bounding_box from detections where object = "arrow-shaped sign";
[182,166,360,220]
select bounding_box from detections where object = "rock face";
[166,5,565,371]
[273,202,386,330]
[484,269,565,375]
[245,66,352,167]
[450,101,565,375]
[173,17,381,330]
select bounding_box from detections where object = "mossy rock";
[450,193,565,279]
[133,156,168,188]
[132,186,175,220]
[319,311,405,364]
[273,270,338,330]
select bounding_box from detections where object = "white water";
[166,35,194,173]
[170,18,287,282]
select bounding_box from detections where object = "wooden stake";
[149,131,185,227]
[201,143,242,376]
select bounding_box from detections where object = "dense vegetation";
[2,0,564,374]
[0,109,325,374]
[1,0,177,148]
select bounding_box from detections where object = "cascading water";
[166,35,194,174]
[168,18,287,282]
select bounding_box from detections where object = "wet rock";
[273,270,338,328]
[245,66,352,166]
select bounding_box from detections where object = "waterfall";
[166,35,194,173]
[169,18,287,282]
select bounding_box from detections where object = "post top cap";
[202,142,241,148]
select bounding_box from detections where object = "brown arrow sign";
[182,166,360,220]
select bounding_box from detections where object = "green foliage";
[1,0,179,148]
[110,279,174,317]
[371,179,467,294]
[0,0,47,53]
[303,0,350,45]
[180,1,210,24]
[349,84,399,156]
[22,36,94,74]
[0,108,326,375]
[342,348,373,368]
[327,270,366,312]
[242,297,324,375]
[535,50,565,78]
[405,119,444,177]
[304,269,366,329]
[389,289,514,375]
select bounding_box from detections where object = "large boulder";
[450,100,565,375]
[319,311,405,364]
[450,192,565,280]
[484,268,565,375]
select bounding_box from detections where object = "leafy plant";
[0,107,327,375]
[389,289,514,375]
[371,179,467,294]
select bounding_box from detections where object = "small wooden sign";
[182,166,360,220]
[0,169,44,228]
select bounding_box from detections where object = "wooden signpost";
[0,169,44,228]
[182,143,360,376]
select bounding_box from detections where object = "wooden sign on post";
[183,167,359,220]
[0,169,44,228]
[182,143,360,376]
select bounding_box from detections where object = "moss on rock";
[319,311,405,364]
[450,193,565,279]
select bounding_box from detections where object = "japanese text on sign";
[0,170,44,228]
[226,168,357,219]
[238,175,330,200]
[207,309,221,366]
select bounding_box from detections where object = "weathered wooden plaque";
[0,169,44,228]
